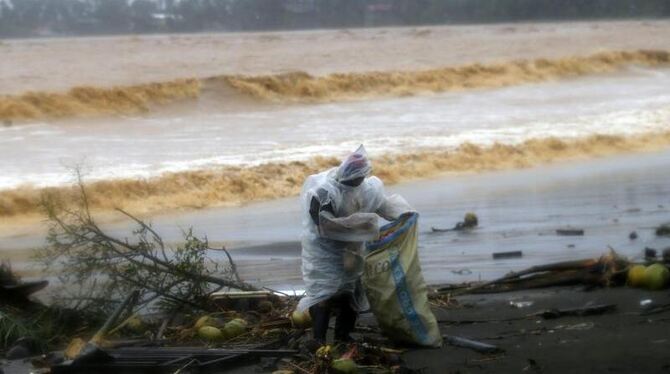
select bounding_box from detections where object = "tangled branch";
[37,174,256,315]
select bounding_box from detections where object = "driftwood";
[639,302,670,316]
[556,229,585,236]
[492,251,523,260]
[72,290,141,363]
[655,224,670,237]
[531,303,617,319]
[440,250,628,295]
[443,335,503,354]
[437,316,525,325]
[92,290,140,345]
[54,346,299,374]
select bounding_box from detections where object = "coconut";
[262,328,283,337]
[644,263,670,290]
[463,212,478,227]
[291,310,312,328]
[194,315,218,329]
[231,318,248,327]
[223,320,246,338]
[197,326,223,341]
[124,315,144,333]
[64,338,87,359]
[627,264,647,288]
[257,300,274,313]
[331,358,358,373]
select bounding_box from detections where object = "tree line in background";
[1,0,669,38]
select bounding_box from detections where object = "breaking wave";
[3,130,670,219]
[221,50,670,101]
[2,50,669,122]
[0,79,200,122]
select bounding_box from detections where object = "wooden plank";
[492,251,523,260]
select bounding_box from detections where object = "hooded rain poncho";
[297,146,413,312]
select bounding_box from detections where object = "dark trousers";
[309,293,357,344]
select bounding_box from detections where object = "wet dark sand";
[400,287,670,373]
[221,287,670,374]
[223,148,670,289]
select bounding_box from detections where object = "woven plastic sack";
[363,212,442,347]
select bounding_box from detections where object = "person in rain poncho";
[298,145,413,344]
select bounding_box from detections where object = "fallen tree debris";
[38,175,256,319]
[70,290,141,363]
[438,249,629,295]
[210,290,278,311]
[530,303,617,319]
[53,345,299,374]
[0,261,48,307]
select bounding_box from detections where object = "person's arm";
[308,187,379,241]
[317,210,379,242]
[376,194,414,221]
[309,188,335,227]
[365,177,414,221]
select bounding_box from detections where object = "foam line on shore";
[3,131,670,220]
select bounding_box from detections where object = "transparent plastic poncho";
[297,147,413,312]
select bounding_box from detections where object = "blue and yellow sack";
[364,213,442,347]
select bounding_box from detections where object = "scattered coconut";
[223,319,246,338]
[194,315,221,329]
[291,310,312,329]
[125,315,143,332]
[331,358,358,373]
[644,263,669,290]
[258,300,274,313]
[627,265,646,288]
[197,326,223,342]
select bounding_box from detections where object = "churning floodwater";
[1,67,670,190]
